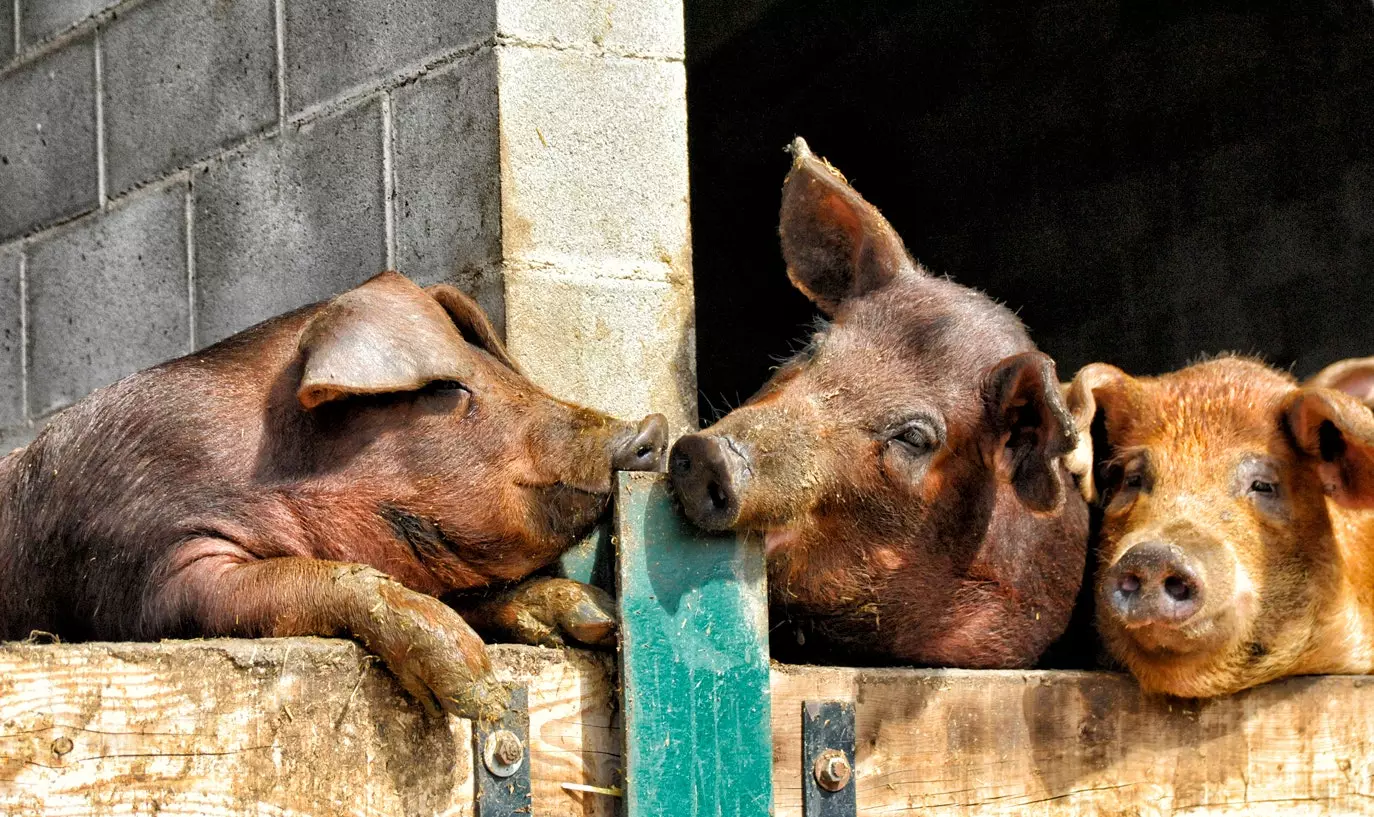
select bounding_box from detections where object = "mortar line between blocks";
[185,177,196,352]
[94,27,106,207]
[381,92,395,271]
[274,0,286,123]
[17,251,27,424]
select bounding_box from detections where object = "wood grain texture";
[0,639,620,817]
[770,666,1374,816]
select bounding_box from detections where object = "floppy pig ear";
[983,352,1078,512]
[425,284,522,374]
[1062,363,1132,503]
[1284,387,1374,509]
[297,271,472,410]
[1306,356,1374,408]
[779,137,911,315]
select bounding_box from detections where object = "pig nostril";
[1119,573,1141,595]
[707,481,729,510]
[1164,575,1192,602]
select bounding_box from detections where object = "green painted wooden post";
[614,471,774,816]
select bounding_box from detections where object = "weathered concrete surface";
[0,38,97,240]
[0,639,620,817]
[25,182,189,418]
[391,51,504,326]
[193,100,386,346]
[101,0,278,196]
[16,0,118,47]
[0,247,21,431]
[283,0,494,115]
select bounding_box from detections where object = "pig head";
[1067,356,1374,697]
[0,271,667,718]
[670,139,1089,668]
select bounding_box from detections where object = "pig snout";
[669,433,749,530]
[612,414,669,472]
[1104,542,1205,627]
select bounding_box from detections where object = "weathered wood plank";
[770,666,1374,816]
[614,471,773,816]
[0,640,620,817]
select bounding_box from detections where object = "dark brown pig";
[1066,356,1374,697]
[0,271,667,718]
[669,139,1089,668]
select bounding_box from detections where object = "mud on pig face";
[670,140,1089,668]
[297,272,668,584]
[1067,356,1374,697]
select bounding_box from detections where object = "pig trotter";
[456,577,618,649]
[340,566,510,721]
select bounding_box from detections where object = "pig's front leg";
[452,577,617,649]
[151,548,508,720]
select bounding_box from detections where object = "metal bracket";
[474,686,531,817]
[803,700,856,817]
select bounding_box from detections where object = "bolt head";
[813,748,851,791]
[483,729,525,778]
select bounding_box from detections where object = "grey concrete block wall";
[0,0,695,449]
[26,181,189,417]
[0,38,98,238]
[194,100,386,345]
[103,0,278,197]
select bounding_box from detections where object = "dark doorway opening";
[686,0,1374,423]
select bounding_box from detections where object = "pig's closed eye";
[890,418,941,455]
[1249,479,1277,495]
[424,379,468,395]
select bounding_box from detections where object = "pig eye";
[1123,471,1144,489]
[1249,480,1277,495]
[424,379,468,395]
[890,418,941,455]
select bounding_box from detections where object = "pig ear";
[1063,363,1133,503]
[425,284,522,375]
[297,271,473,410]
[1283,387,1374,509]
[779,137,911,315]
[1306,357,1374,407]
[983,352,1078,512]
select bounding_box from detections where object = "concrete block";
[17,0,117,46]
[102,0,277,196]
[1,3,14,65]
[194,101,386,346]
[0,245,22,429]
[391,52,502,319]
[283,0,493,115]
[26,182,190,417]
[0,38,98,240]
[497,0,684,59]
[495,47,690,283]
[0,423,37,454]
[504,270,695,431]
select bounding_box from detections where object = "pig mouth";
[1110,609,1234,659]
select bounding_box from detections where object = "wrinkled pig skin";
[1068,356,1374,698]
[0,271,667,720]
[671,139,1090,669]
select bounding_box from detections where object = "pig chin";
[532,484,613,541]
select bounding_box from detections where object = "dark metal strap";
[803,700,856,817]
[474,686,531,817]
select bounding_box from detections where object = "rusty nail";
[51,737,73,757]
[483,729,524,778]
[813,748,851,792]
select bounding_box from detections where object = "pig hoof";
[486,578,618,649]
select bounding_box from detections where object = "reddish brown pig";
[0,271,667,718]
[669,139,1089,668]
[1067,356,1374,697]
[1307,356,1374,407]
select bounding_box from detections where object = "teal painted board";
[614,471,773,817]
